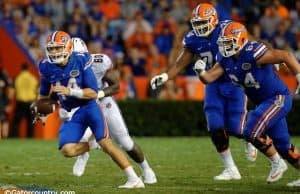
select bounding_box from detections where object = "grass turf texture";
[0,137,299,194]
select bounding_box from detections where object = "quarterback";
[38,31,144,189]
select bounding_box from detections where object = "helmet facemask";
[191,16,214,37]
[217,34,247,57]
[46,40,72,65]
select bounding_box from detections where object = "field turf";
[0,137,299,194]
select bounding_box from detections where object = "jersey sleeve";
[248,42,268,61]
[215,52,225,69]
[82,66,98,92]
[182,31,195,50]
[72,52,98,92]
[38,60,51,96]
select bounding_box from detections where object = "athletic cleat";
[266,158,288,183]
[143,168,157,184]
[73,152,89,177]
[245,142,258,162]
[287,178,300,187]
[118,177,145,189]
[214,166,241,180]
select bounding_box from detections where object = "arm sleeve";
[39,76,51,96]
[38,61,51,96]
[251,42,268,61]
[82,66,98,92]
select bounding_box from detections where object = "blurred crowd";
[0,0,300,101]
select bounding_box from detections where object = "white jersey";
[88,53,133,151]
[90,53,113,90]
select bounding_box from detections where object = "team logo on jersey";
[70,70,79,77]
[246,45,253,51]
[242,63,251,70]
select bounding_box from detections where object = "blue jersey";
[217,41,290,104]
[39,52,98,111]
[183,20,231,82]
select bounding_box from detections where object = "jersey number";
[199,51,213,68]
[93,54,104,63]
[229,72,260,89]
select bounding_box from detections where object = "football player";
[71,37,157,184]
[194,21,300,184]
[151,3,256,180]
[38,31,144,188]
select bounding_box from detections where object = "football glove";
[295,73,300,95]
[150,73,168,90]
[193,59,206,75]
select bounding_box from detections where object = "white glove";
[295,73,300,95]
[150,73,168,90]
[193,59,206,75]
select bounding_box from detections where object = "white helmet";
[72,37,88,53]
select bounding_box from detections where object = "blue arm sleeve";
[39,76,51,96]
[82,66,98,92]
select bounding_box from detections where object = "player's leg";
[225,93,258,162]
[204,84,240,180]
[73,127,100,177]
[103,98,156,184]
[59,121,89,157]
[0,113,9,138]
[243,95,290,183]
[89,103,144,188]
[268,119,300,186]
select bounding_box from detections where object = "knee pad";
[281,144,300,167]
[114,134,134,151]
[251,135,272,153]
[210,129,229,152]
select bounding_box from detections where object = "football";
[30,98,59,116]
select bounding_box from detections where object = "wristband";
[69,88,83,98]
[98,90,105,99]
[161,73,169,82]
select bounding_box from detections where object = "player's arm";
[167,48,194,79]
[256,49,300,93]
[38,75,51,100]
[54,67,98,99]
[98,69,120,99]
[256,49,300,74]
[150,48,193,89]
[194,60,224,84]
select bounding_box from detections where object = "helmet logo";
[60,36,68,42]
[230,28,244,34]
[204,8,214,16]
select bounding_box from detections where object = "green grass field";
[0,137,299,194]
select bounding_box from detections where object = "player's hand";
[295,73,300,95]
[273,63,286,71]
[53,85,70,96]
[193,59,206,75]
[150,73,168,90]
